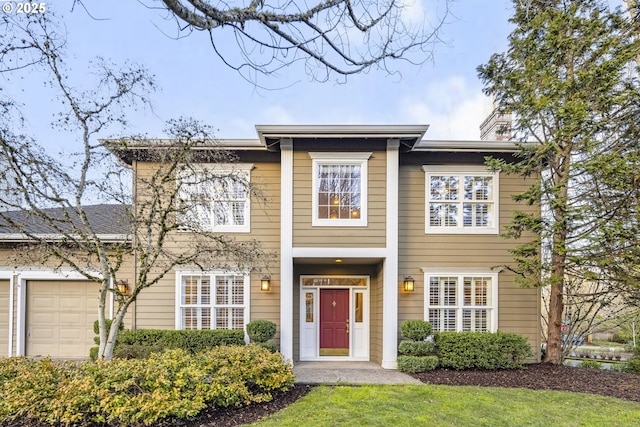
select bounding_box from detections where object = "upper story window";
[423,165,499,234]
[424,269,498,333]
[310,152,371,227]
[179,164,252,233]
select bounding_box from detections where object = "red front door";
[319,289,349,356]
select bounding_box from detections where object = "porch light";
[403,276,415,293]
[117,280,129,295]
[261,276,271,292]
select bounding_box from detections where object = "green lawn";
[252,384,640,427]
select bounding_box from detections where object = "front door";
[319,289,349,356]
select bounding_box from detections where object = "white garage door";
[0,280,9,355]
[26,280,99,359]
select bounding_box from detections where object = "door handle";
[346,319,349,334]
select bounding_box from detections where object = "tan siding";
[292,151,387,248]
[0,279,9,356]
[133,161,282,333]
[398,164,541,357]
[370,262,383,364]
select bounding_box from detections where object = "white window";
[310,152,371,227]
[424,269,498,332]
[423,166,499,234]
[179,164,252,232]
[177,273,249,331]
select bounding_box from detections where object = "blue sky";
[7,1,515,154]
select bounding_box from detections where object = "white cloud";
[399,76,492,140]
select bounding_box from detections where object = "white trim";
[280,139,294,363]
[309,152,372,227]
[423,165,500,235]
[423,269,499,333]
[299,275,370,362]
[0,271,13,357]
[292,247,387,258]
[0,234,128,242]
[382,139,399,369]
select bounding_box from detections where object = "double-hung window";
[310,152,371,227]
[179,164,252,232]
[423,166,498,234]
[424,269,498,332]
[177,273,249,331]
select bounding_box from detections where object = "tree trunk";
[544,282,564,363]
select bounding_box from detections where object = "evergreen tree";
[478,0,640,364]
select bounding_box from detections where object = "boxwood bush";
[435,331,533,370]
[113,329,245,359]
[397,355,439,373]
[246,320,277,343]
[400,320,432,341]
[0,345,294,426]
[398,340,435,356]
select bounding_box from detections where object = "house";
[0,123,541,367]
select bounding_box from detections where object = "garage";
[0,279,9,356]
[25,280,99,359]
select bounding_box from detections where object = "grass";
[252,384,640,427]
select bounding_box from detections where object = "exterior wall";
[397,161,541,359]
[292,150,387,248]
[131,160,282,337]
[0,278,10,357]
[370,261,384,364]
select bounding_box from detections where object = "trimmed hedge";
[398,340,435,356]
[246,320,277,343]
[435,331,533,370]
[397,355,439,373]
[0,345,294,426]
[401,320,433,342]
[114,329,245,359]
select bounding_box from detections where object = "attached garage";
[0,279,9,356]
[25,280,99,359]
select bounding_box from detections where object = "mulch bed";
[163,363,640,426]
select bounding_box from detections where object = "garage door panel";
[0,280,9,353]
[26,280,99,359]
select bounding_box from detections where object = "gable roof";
[0,204,130,242]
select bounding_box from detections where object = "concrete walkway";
[293,361,422,385]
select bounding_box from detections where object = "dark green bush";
[256,342,278,353]
[400,320,433,341]
[0,346,294,426]
[398,340,435,356]
[624,347,640,374]
[435,331,533,370]
[246,320,277,343]
[114,329,245,359]
[397,355,439,373]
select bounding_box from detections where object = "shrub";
[624,347,640,374]
[398,340,435,356]
[113,329,245,358]
[256,341,278,353]
[579,359,602,370]
[246,320,277,343]
[397,355,439,373]
[0,346,294,426]
[435,331,533,370]
[400,320,432,341]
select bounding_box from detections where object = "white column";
[279,138,294,363]
[382,139,400,369]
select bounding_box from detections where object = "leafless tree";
[0,12,269,360]
[145,0,451,83]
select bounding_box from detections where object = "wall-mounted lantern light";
[403,276,415,293]
[117,280,129,295]
[260,276,271,292]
